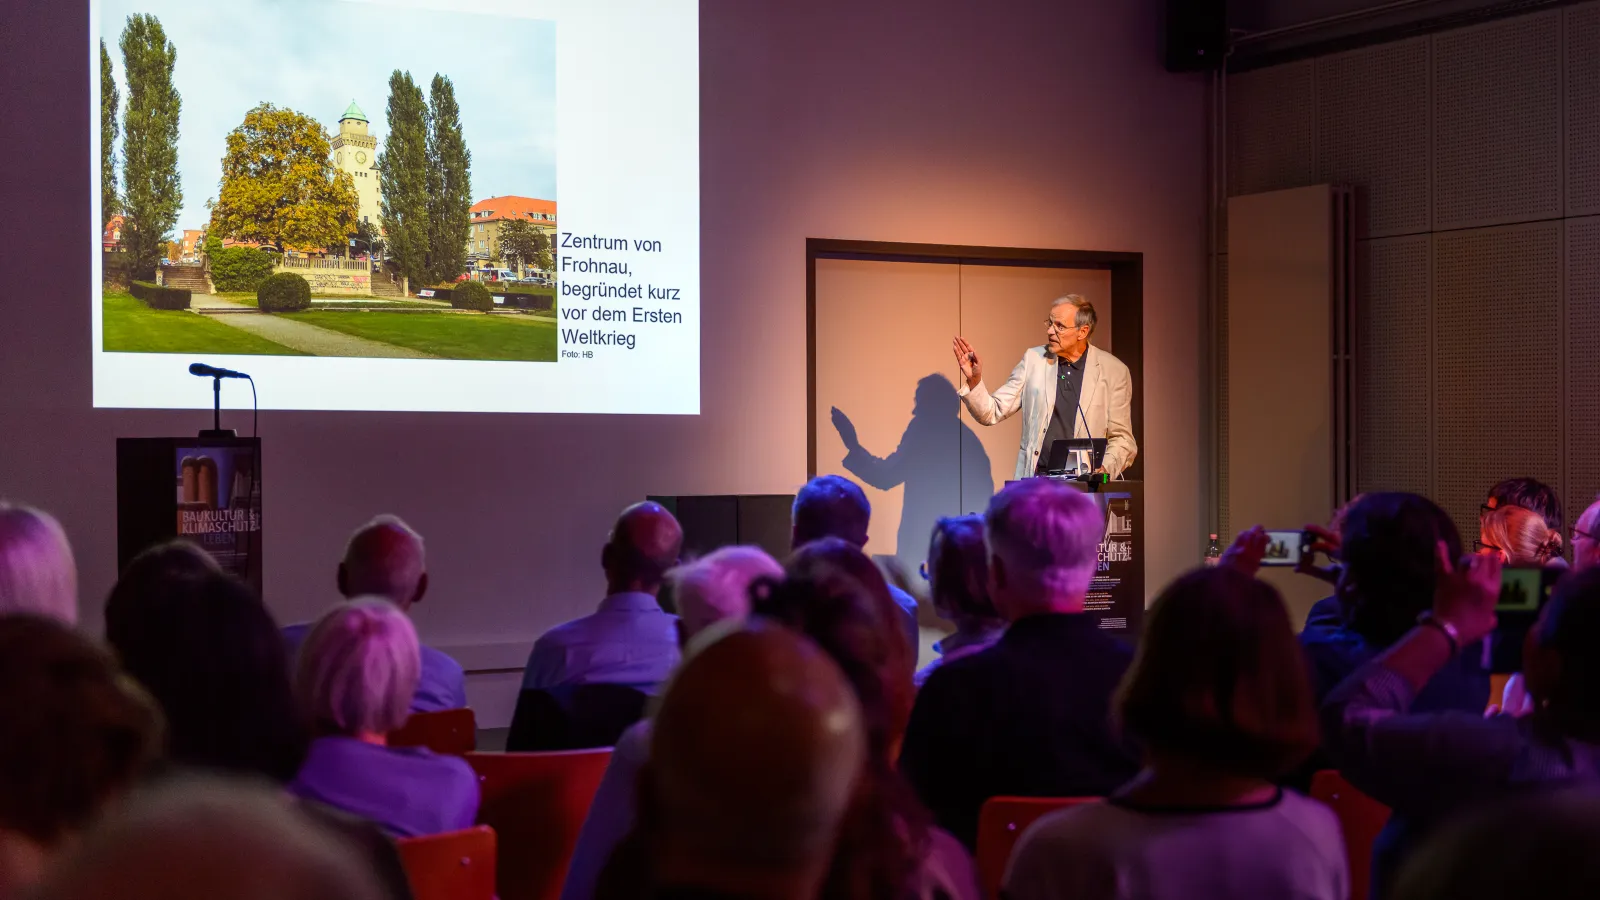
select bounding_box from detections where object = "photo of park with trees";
[97,1,558,362]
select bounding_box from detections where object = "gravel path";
[188,294,439,359]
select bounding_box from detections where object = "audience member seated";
[791,475,920,662]
[521,501,684,692]
[0,615,162,898]
[103,549,415,899]
[608,622,867,900]
[901,479,1139,850]
[757,538,979,900]
[1298,493,1489,711]
[1322,557,1600,897]
[284,516,466,712]
[916,515,1004,687]
[1004,565,1346,900]
[1575,496,1600,572]
[105,555,307,782]
[290,598,479,838]
[32,776,390,900]
[1392,789,1600,900]
[0,502,78,623]
[1480,476,1563,534]
[562,546,782,900]
[1478,504,1564,567]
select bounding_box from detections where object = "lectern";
[116,436,262,593]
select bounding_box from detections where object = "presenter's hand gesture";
[952,337,982,389]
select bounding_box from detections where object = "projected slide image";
[94,0,700,414]
[98,0,557,363]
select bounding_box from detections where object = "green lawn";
[102,293,307,356]
[215,292,442,308]
[281,311,558,361]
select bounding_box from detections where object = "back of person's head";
[0,615,162,852]
[1339,492,1463,645]
[31,775,387,900]
[643,623,866,900]
[757,538,914,754]
[602,501,684,594]
[1481,504,1564,566]
[338,515,426,608]
[670,546,782,642]
[791,475,871,548]
[295,597,420,737]
[754,539,925,900]
[1526,567,1600,738]
[1117,567,1318,779]
[1485,477,1564,532]
[104,569,306,783]
[983,478,1103,617]
[1393,788,1600,900]
[0,502,78,624]
[926,515,998,625]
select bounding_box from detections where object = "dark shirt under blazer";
[899,613,1140,849]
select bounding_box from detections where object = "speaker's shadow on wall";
[830,374,993,589]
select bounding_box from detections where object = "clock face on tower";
[355,151,367,165]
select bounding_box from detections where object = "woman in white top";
[1004,550,1347,900]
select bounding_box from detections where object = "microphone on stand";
[189,362,249,379]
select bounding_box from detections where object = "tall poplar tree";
[425,74,473,284]
[119,14,182,278]
[378,70,430,287]
[100,39,120,227]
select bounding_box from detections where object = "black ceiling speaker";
[1166,0,1228,72]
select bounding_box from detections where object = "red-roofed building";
[102,215,125,251]
[467,195,557,278]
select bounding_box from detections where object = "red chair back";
[465,749,613,900]
[975,796,1098,899]
[397,825,496,900]
[389,708,478,756]
[1310,770,1391,900]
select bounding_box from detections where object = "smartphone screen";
[1497,566,1554,612]
[1261,530,1303,567]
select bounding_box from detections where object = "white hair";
[1050,294,1098,334]
[984,479,1103,604]
[0,502,78,624]
[341,515,425,605]
[671,546,784,640]
[295,597,420,735]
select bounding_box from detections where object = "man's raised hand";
[952,336,982,389]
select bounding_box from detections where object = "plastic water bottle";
[1204,533,1222,567]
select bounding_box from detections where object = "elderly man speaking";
[952,294,1137,480]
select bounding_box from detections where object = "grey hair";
[341,515,425,604]
[0,502,78,624]
[1050,294,1097,335]
[295,597,420,735]
[984,479,1104,601]
[670,546,784,640]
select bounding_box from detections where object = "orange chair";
[465,749,613,900]
[389,708,478,756]
[1309,770,1391,900]
[1489,673,1510,713]
[397,825,497,900]
[975,796,1099,899]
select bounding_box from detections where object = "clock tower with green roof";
[331,100,381,231]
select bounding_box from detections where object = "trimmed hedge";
[257,272,311,313]
[209,247,278,292]
[130,280,191,310]
[451,281,494,311]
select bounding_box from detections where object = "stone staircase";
[371,267,405,298]
[162,264,209,292]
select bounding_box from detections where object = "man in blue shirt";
[521,501,685,692]
[790,475,921,662]
[283,515,467,712]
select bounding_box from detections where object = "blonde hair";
[1482,505,1564,566]
[295,597,419,735]
[0,503,78,624]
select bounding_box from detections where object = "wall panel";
[1317,38,1431,237]
[1569,5,1600,216]
[1228,61,1319,198]
[1357,235,1432,498]
[1569,217,1600,528]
